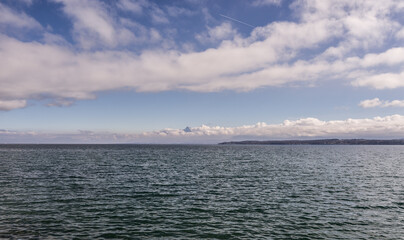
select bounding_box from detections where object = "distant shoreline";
[219,139,404,145]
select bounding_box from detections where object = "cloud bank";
[1,0,404,110]
[2,115,404,143]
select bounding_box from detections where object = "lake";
[1,144,403,239]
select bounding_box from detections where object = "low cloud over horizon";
[2,114,404,144]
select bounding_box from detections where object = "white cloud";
[196,22,238,43]
[359,47,404,67]
[118,0,170,24]
[359,98,382,108]
[42,32,70,45]
[352,72,404,89]
[2,0,404,110]
[149,28,162,42]
[0,3,41,29]
[0,100,26,111]
[150,6,169,24]
[145,115,404,140]
[52,0,167,49]
[252,0,282,6]
[105,114,404,142]
[117,0,145,14]
[0,12,339,106]
[359,98,404,108]
[296,0,402,58]
[53,0,139,49]
[396,28,404,39]
[385,100,404,107]
[2,115,404,143]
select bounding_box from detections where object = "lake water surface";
[0,144,403,239]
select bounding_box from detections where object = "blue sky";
[1,0,404,143]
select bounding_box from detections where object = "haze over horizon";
[1,0,404,143]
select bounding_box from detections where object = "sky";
[1,0,404,143]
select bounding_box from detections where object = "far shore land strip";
[219,139,404,145]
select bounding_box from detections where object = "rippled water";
[0,144,403,239]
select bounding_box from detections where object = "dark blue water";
[0,144,403,239]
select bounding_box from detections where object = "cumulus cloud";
[359,98,382,108]
[141,115,404,141]
[359,98,404,108]
[385,100,404,107]
[1,0,404,110]
[2,115,404,143]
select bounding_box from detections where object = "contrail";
[219,14,255,28]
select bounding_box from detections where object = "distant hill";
[219,139,404,145]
